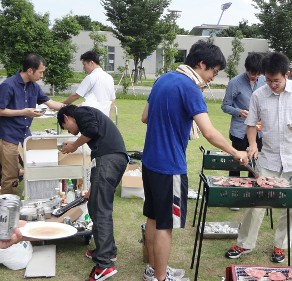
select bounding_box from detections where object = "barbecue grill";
[226,264,292,281]
[192,146,272,228]
[192,146,250,227]
[191,173,292,281]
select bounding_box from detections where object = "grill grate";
[232,265,291,281]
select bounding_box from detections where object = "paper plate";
[20,221,77,240]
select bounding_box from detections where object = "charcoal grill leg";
[287,208,290,266]
[192,177,203,227]
[190,184,206,269]
[194,190,208,281]
[269,208,273,229]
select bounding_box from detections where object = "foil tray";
[199,221,240,239]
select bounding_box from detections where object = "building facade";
[71,31,270,78]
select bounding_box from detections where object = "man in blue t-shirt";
[141,40,248,281]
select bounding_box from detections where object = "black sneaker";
[225,245,252,259]
[271,247,285,263]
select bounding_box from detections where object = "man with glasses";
[141,40,248,281]
[221,53,265,179]
[225,51,292,263]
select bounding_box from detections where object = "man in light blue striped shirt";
[222,53,265,177]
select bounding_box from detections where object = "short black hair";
[245,52,263,74]
[185,40,226,70]
[80,50,100,65]
[23,53,46,72]
[57,104,78,129]
[262,52,290,76]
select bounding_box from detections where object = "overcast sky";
[29,0,259,31]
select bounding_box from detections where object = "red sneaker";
[88,266,117,281]
[225,245,252,259]
[271,247,285,263]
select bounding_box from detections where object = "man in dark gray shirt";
[57,105,128,281]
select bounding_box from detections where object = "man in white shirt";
[63,50,115,117]
[225,51,292,263]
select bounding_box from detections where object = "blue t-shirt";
[142,71,208,174]
[0,72,49,145]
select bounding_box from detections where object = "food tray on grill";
[204,175,292,208]
[230,264,292,281]
[202,149,249,171]
[199,221,240,239]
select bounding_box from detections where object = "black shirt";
[74,106,127,159]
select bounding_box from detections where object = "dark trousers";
[229,134,262,177]
[88,153,128,269]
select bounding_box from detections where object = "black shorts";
[142,164,188,229]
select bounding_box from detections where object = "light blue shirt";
[221,72,265,139]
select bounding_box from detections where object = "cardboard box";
[26,149,59,167]
[23,137,90,168]
[58,153,90,168]
[121,164,144,199]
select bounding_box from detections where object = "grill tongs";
[245,159,259,178]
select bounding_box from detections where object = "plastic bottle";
[66,179,75,204]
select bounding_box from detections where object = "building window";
[104,46,115,72]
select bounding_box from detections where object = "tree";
[42,15,81,94]
[74,15,114,32]
[74,15,93,30]
[177,27,189,35]
[92,21,114,32]
[0,0,50,75]
[157,12,179,74]
[0,0,80,93]
[89,24,107,67]
[224,31,245,80]
[218,19,262,38]
[101,0,170,83]
[252,0,292,59]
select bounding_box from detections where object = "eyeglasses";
[212,68,219,77]
[265,79,282,86]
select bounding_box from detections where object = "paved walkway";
[0,75,229,100]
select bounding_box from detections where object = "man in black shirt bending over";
[57,105,128,281]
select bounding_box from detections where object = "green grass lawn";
[0,98,284,281]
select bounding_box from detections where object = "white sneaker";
[143,264,187,281]
[167,266,185,279]
[152,276,189,281]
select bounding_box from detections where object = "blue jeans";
[88,153,127,269]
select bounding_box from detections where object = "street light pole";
[168,9,182,24]
[217,2,232,25]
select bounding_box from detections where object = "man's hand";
[0,228,22,249]
[246,144,259,160]
[233,151,248,165]
[239,110,249,118]
[83,189,91,199]
[61,141,77,153]
[25,108,44,118]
